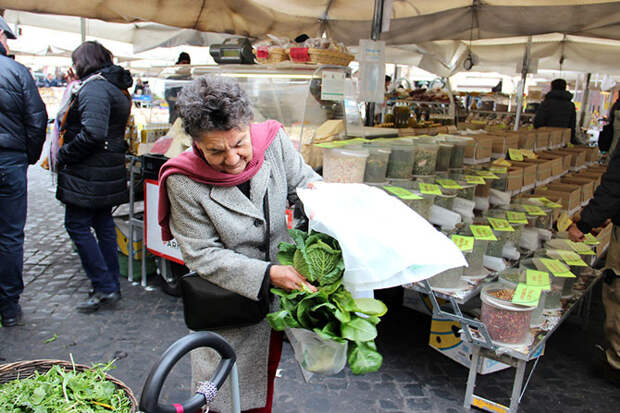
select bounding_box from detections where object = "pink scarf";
[158,120,282,241]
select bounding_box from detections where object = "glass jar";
[386,142,416,179]
[446,137,472,169]
[436,143,454,172]
[322,146,369,183]
[393,103,411,128]
[363,144,391,183]
[481,282,535,345]
[412,139,439,176]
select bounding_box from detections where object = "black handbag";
[599,123,614,152]
[180,192,271,330]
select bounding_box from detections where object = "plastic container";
[388,178,416,189]
[498,269,546,328]
[436,143,454,171]
[322,146,369,183]
[446,137,472,169]
[386,142,416,179]
[393,104,411,128]
[405,193,435,220]
[519,258,565,310]
[363,144,391,183]
[481,283,535,345]
[533,248,580,298]
[474,217,508,259]
[456,182,476,201]
[412,139,439,176]
[545,238,596,266]
[434,192,457,210]
[428,266,465,289]
[459,227,489,277]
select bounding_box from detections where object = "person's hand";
[66,67,78,83]
[568,223,585,242]
[269,265,317,292]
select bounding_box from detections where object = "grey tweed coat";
[166,128,320,411]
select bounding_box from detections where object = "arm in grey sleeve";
[167,175,269,301]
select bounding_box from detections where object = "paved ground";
[1,166,618,412]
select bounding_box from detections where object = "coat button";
[253,219,262,227]
[258,245,266,253]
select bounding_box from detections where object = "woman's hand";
[270,265,317,292]
[568,223,585,242]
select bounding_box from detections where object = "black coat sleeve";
[569,103,577,143]
[57,82,110,165]
[533,101,549,129]
[577,147,620,234]
[20,67,48,164]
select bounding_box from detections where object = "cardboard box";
[585,147,601,164]
[560,147,588,169]
[464,135,493,164]
[534,130,550,152]
[521,158,553,184]
[538,127,567,149]
[115,217,144,259]
[541,183,582,212]
[516,130,536,150]
[596,222,614,257]
[510,161,538,187]
[575,171,603,188]
[561,176,595,204]
[488,132,520,156]
[544,150,572,172]
[490,167,523,192]
[537,152,565,177]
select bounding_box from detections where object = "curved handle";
[139,331,236,413]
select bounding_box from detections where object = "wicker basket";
[287,47,354,66]
[254,47,288,64]
[0,359,138,412]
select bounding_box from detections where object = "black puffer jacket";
[577,144,620,234]
[0,44,48,164]
[56,65,132,208]
[534,89,577,143]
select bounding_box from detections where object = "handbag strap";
[262,190,271,262]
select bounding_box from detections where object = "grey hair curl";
[176,76,253,139]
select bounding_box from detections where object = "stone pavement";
[1,166,619,412]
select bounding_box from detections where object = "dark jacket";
[577,144,620,234]
[56,65,132,208]
[534,89,577,143]
[0,44,48,164]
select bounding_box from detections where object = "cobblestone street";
[1,166,618,412]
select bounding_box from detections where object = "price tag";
[584,233,600,245]
[554,250,588,267]
[487,217,515,232]
[464,175,486,184]
[508,148,523,161]
[512,284,542,306]
[539,258,576,278]
[526,269,551,290]
[419,183,442,195]
[437,179,463,189]
[475,170,499,180]
[522,205,547,216]
[506,211,529,224]
[533,197,562,208]
[569,240,596,255]
[383,186,423,200]
[451,235,475,252]
[469,225,497,241]
[314,140,351,148]
[489,166,508,174]
[521,149,537,159]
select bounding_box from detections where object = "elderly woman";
[158,76,321,412]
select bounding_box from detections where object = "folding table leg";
[509,359,527,413]
[464,345,481,408]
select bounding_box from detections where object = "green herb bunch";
[267,229,387,375]
[0,360,132,412]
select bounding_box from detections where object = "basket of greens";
[267,229,388,376]
[0,358,137,412]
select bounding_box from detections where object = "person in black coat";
[0,18,48,327]
[534,78,578,143]
[55,41,133,313]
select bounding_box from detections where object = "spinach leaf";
[348,341,383,375]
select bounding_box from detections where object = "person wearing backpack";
[0,17,48,327]
[55,41,133,313]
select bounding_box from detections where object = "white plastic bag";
[285,327,348,382]
[297,183,467,292]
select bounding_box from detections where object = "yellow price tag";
[509,148,523,161]
[584,233,600,245]
[522,205,547,216]
[419,183,442,195]
[451,235,475,252]
[557,213,572,232]
[526,269,551,290]
[506,211,529,224]
[554,250,588,267]
[493,158,512,167]
[487,217,515,232]
[534,197,563,208]
[383,186,423,200]
[568,240,596,255]
[489,166,508,174]
[539,258,576,278]
[512,284,542,306]
[475,170,499,180]
[469,225,497,241]
[437,179,463,189]
[521,149,537,159]
[464,175,486,184]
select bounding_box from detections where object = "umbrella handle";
[139,331,236,413]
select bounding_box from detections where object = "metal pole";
[579,73,592,134]
[80,17,86,43]
[364,0,385,126]
[514,36,532,131]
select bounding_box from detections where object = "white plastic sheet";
[297,183,467,292]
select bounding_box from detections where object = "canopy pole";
[365,0,385,126]
[80,17,86,43]
[578,73,592,136]
[514,36,532,131]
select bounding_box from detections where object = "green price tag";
[437,179,463,189]
[451,235,475,252]
[554,250,588,267]
[506,211,529,224]
[512,283,542,306]
[419,183,442,195]
[489,166,508,174]
[508,148,523,161]
[469,225,497,241]
[383,186,423,200]
[522,205,547,216]
[540,258,576,278]
[584,233,600,245]
[569,240,596,256]
[526,269,551,290]
[487,217,515,232]
[533,197,562,208]
[475,170,499,180]
[464,175,486,184]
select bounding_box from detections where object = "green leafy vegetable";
[268,230,387,375]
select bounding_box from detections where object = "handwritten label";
[383,186,423,200]
[557,212,572,232]
[533,197,562,208]
[437,179,463,189]
[506,211,529,224]
[554,250,588,267]
[475,170,499,180]
[451,235,475,252]
[512,284,542,306]
[509,148,523,161]
[526,269,551,290]
[539,258,576,278]
[469,225,497,241]
[584,233,600,245]
[521,149,537,159]
[522,205,547,216]
[489,166,508,174]
[419,183,442,195]
[487,217,515,232]
[464,175,486,184]
[569,240,596,255]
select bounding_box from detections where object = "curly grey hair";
[176,76,253,139]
